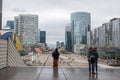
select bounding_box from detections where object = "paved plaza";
[0,67,120,80]
[2,52,118,80]
[23,52,114,68]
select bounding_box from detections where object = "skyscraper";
[56,41,60,48]
[6,20,14,29]
[71,12,91,51]
[14,14,39,46]
[65,24,72,51]
[87,31,92,47]
[40,31,46,43]
[56,41,64,49]
[110,18,120,48]
[0,0,2,30]
[98,23,108,47]
[14,16,19,34]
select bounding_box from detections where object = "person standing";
[87,47,93,74]
[93,47,99,74]
[52,48,60,67]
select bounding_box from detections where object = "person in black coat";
[87,47,93,74]
[94,47,99,74]
[52,48,60,67]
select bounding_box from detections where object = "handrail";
[0,38,26,69]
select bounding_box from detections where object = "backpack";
[90,54,95,63]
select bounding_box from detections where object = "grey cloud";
[7,0,120,15]
[47,35,64,41]
[12,8,26,13]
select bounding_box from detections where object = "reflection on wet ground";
[0,67,120,80]
[88,74,98,80]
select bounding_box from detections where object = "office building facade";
[111,18,120,48]
[56,41,60,49]
[71,12,91,51]
[87,31,93,47]
[40,31,46,43]
[98,24,108,47]
[14,14,39,46]
[14,16,19,34]
[65,24,72,51]
[94,28,99,46]
[56,41,64,49]
[6,20,14,29]
[89,18,120,48]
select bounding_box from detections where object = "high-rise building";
[65,24,72,51]
[0,0,2,30]
[94,28,99,46]
[40,31,46,43]
[6,20,14,29]
[87,31,93,47]
[98,23,109,47]
[56,41,60,48]
[111,18,120,48]
[14,16,19,34]
[60,42,64,48]
[71,12,91,51]
[14,14,39,46]
[56,41,64,49]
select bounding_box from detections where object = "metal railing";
[0,39,7,69]
[0,38,26,69]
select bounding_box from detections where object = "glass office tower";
[71,12,91,46]
[65,24,72,52]
[6,20,14,29]
[40,31,46,43]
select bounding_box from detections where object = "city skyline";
[2,0,120,48]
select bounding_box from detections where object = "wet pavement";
[0,67,120,80]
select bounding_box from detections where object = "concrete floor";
[0,67,120,80]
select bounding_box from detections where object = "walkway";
[0,67,120,80]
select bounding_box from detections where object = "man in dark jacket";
[52,48,60,67]
[94,47,99,74]
[88,47,93,74]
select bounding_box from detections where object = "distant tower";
[40,31,46,43]
[6,20,14,29]
[65,24,72,51]
[71,12,91,50]
[14,14,39,46]
[0,0,2,30]
[56,41,60,48]
[6,20,14,32]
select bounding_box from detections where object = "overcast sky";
[2,0,120,48]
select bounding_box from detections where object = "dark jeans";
[88,60,98,73]
[88,60,95,73]
[95,59,98,73]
